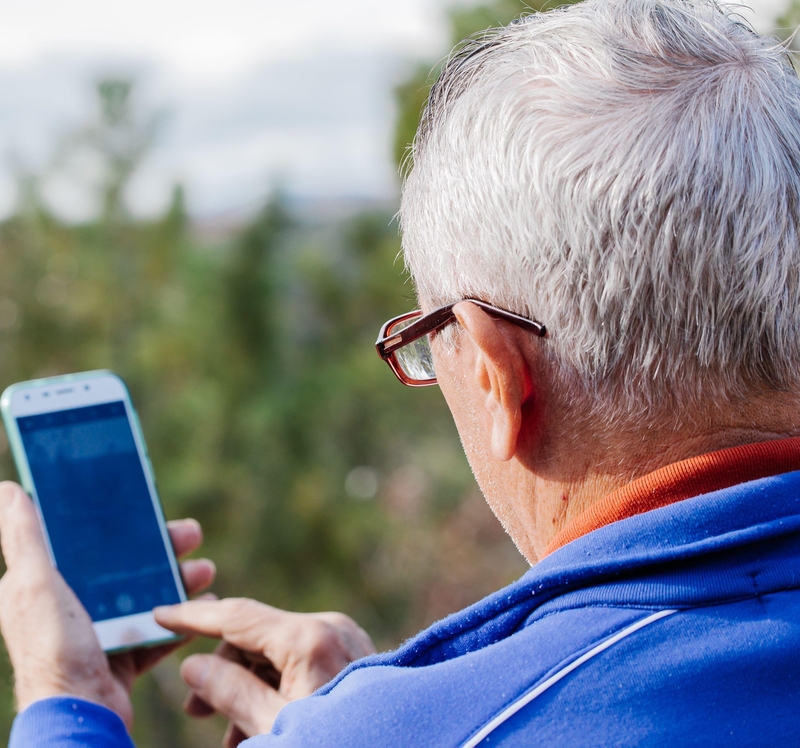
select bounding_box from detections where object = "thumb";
[0,482,50,571]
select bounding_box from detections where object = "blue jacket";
[11,471,800,747]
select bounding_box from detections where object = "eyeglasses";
[375,299,547,387]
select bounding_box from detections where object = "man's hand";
[154,598,376,747]
[0,481,216,728]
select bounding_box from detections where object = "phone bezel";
[0,370,187,653]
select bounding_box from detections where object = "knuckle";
[0,577,53,651]
[320,611,358,633]
[302,619,342,662]
[3,568,50,604]
[225,597,267,627]
[216,597,247,625]
[224,597,254,615]
[216,671,247,714]
[316,612,374,656]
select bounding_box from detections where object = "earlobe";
[453,302,534,462]
[489,392,520,461]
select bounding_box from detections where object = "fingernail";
[182,656,211,688]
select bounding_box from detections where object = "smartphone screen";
[1,372,186,652]
[17,400,181,620]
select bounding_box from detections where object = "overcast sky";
[0,0,788,221]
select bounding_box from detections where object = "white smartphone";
[0,370,187,653]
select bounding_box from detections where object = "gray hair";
[400,0,800,427]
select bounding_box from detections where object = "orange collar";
[545,436,800,557]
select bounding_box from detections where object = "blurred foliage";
[0,2,543,746]
[775,0,800,51]
[393,0,580,167]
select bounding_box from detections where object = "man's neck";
[545,436,800,556]
[516,396,800,562]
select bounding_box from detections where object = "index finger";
[154,598,294,666]
[0,482,50,572]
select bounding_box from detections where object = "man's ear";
[452,301,534,461]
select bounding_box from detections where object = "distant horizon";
[0,48,410,223]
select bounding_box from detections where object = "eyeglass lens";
[389,317,436,381]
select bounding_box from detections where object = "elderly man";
[3,0,800,744]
